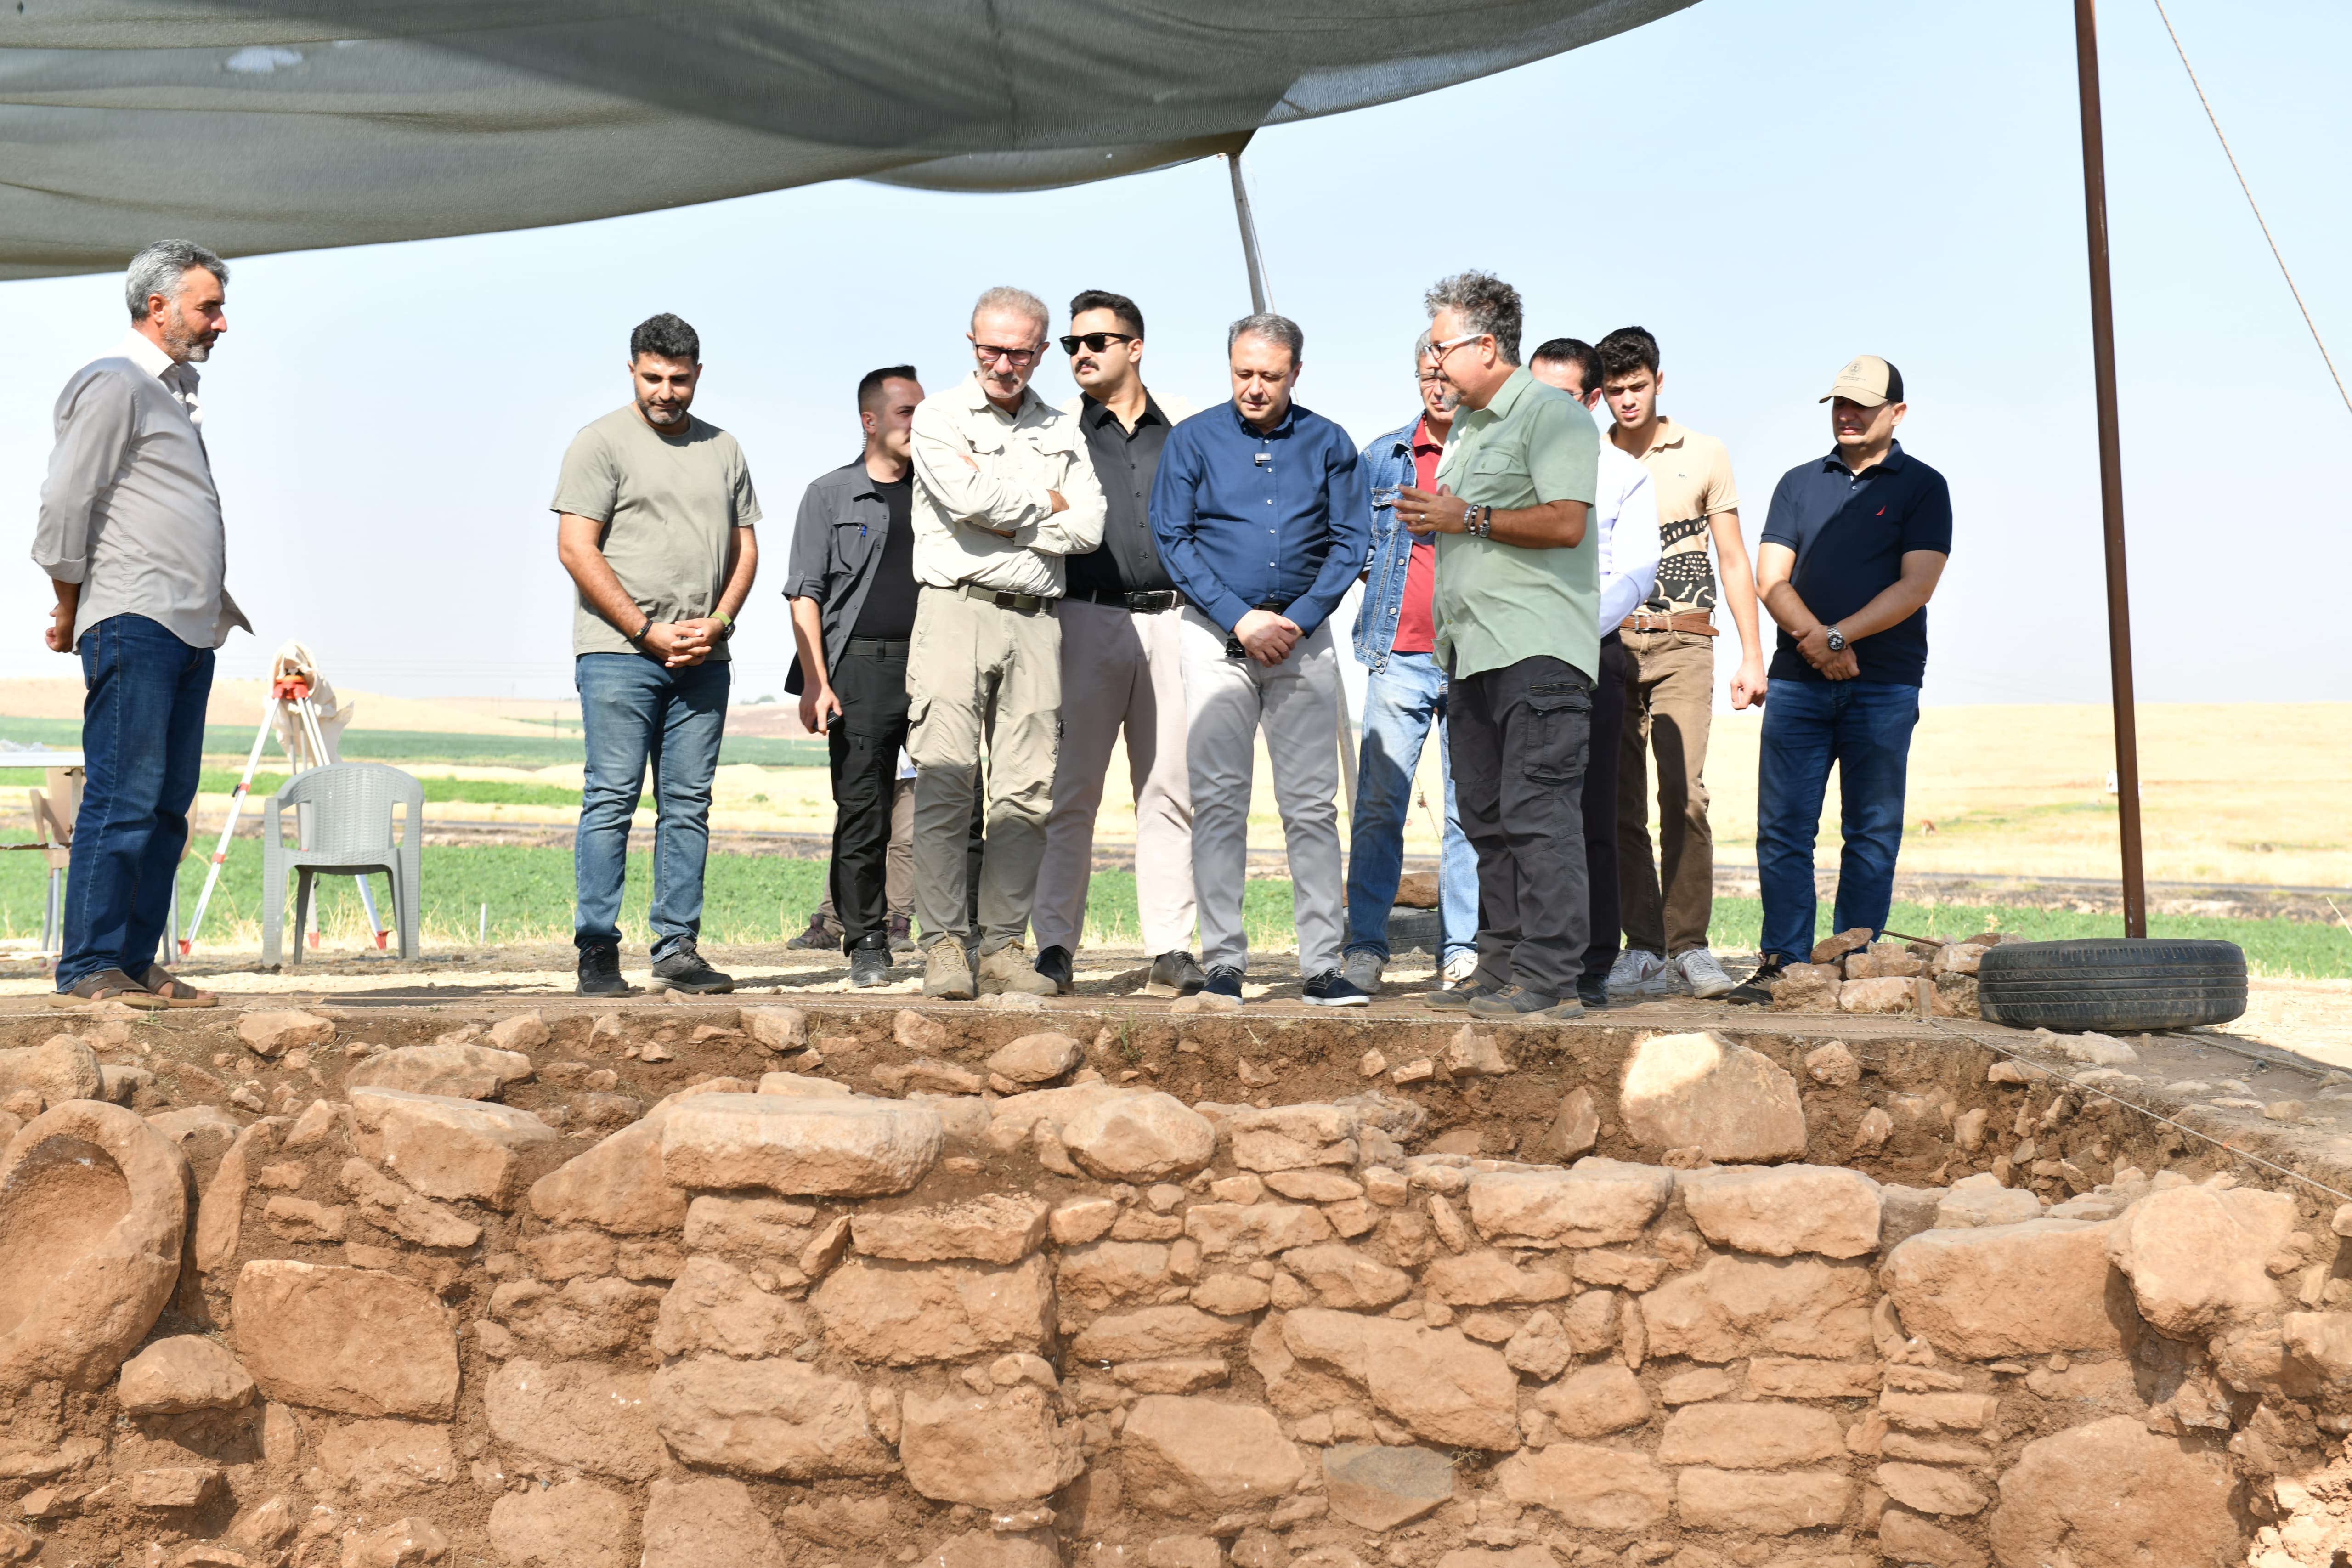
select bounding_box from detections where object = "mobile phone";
[1224,632,1248,659]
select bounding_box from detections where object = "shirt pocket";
[1521,679,1591,785]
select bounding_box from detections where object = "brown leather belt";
[1621,611,1717,636]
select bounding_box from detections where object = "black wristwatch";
[1824,625,1847,653]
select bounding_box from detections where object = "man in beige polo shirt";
[1595,325,1765,1000]
[907,286,1108,999]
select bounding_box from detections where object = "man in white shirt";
[906,286,1108,999]
[32,239,249,1008]
[1531,339,1659,1007]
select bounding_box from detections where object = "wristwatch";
[1824,625,1847,653]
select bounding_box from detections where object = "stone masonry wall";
[5,1004,2352,1568]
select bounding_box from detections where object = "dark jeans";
[1580,632,1628,986]
[1755,677,1921,962]
[574,652,728,959]
[59,615,212,990]
[1449,655,1592,1001]
[829,639,978,952]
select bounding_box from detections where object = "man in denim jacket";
[1341,333,1479,995]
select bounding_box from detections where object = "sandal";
[136,966,219,1008]
[50,968,170,1010]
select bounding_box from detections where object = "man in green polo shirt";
[1394,271,1600,1020]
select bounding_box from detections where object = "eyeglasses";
[1061,332,1137,355]
[973,343,1040,365]
[1430,330,1486,364]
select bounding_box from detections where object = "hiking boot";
[1424,967,1498,1011]
[1203,966,1245,1004]
[1607,948,1670,994]
[977,941,1058,997]
[888,913,916,954]
[848,939,893,989]
[922,939,976,1000]
[786,913,841,951]
[1467,983,1584,1021]
[649,937,733,994]
[1724,957,1787,1007]
[577,943,628,997]
[1340,950,1385,996]
[1676,947,1737,1000]
[1034,945,1075,995]
[1303,970,1372,1008]
[1145,951,1206,997]
[1577,978,1612,1010]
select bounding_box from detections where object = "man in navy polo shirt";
[1727,356,1951,1004]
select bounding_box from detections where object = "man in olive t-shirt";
[553,312,760,997]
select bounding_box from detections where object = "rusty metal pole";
[2072,0,2149,939]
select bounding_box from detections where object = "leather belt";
[1075,587,1187,612]
[1621,611,1717,635]
[954,583,1051,614]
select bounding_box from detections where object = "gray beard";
[164,324,212,363]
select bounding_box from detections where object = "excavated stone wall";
[4,1003,2351,1568]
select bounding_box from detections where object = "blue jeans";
[59,615,213,990]
[575,653,728,957]
[1344,651,1477,965]
[1755,678,1920,963]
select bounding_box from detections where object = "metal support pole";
[1227,147,1269,315]
[2072,0,2148,939]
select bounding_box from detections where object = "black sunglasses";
[1061,332,1138,355]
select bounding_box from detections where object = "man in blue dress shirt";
[1152,313,1370,1007]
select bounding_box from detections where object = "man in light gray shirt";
[32,239,249,1008]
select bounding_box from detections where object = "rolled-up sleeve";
[910,398,1052,535]
[32,368,136,584]
[785,481,835,601]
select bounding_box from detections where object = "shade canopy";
[0,0,1692,279]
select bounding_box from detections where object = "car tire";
[1976,937,2247,1033]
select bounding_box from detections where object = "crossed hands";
[645,618,727,668]
[1234,608,1301,666]
[1793,624,1858,681]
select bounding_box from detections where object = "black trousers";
[828,640,979,952]
[1449,654,1593,1001]
[1580,632,1628,986]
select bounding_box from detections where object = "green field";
[0,838,2338,975]
[0,717,825,770]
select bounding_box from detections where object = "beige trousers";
[907,585,1061,952]
[1033,598,1196,957]
[1617,627,1717,956]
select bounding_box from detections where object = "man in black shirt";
[1032,290,1204,997]
[787,366,949,986]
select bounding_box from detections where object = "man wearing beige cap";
[1726,356,1951,1006]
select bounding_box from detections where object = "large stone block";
[1494,1444,1673,1531]
[488,1479,631,1568]
[1183,1201,1333,1259]
[0,1099,188,1393]
[0,1035,102,1107]
[1877,1462,1988,1517]
[1988,1416,2239,1568]
[2104,1185,2295,1338]
[853,1193,1051,1264]
[1120,1395,1303,1513]
[1532,1363,1649,1438]
[1323,1443,1454,1530]
[346,1042,534,1099]
[1282,1243,1414,1311]
[1656,1402,1845,1468]
[1228,1104,1362,1172]
[231,1261,457,1418]
[1677,1165,1881,1258]
[640,1476,792,1568]
[1057,1240,1174,1309]
[1881,1220,2130,1358]
[117,1336,255,1414]
[1281,1308,1519,1449]
[811,1254,1053,1365]
[651,1355,893,1477]
[1640,1255,1875,1364]
[1422,1250,1576,1307]
[1068,1305,1247,1363]
[899,1385,1084,1506]
[987,1033,1082,1085]
[528,1110,689,1235]
[485,1359,664,1482]
[235,1010,336,1059]
[1060,1092,1216,1180]
[1674,1467,1853,1533]
[313,1417,456,1503]
[359,1088,558,1209]
[662,1093,943,1195]
[1465,1161,1673,1248]
[1619,1032,1807,1163]
[654,1256,812,1359]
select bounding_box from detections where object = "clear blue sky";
[4,0,2344,710]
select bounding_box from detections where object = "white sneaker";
[1677,948,1737,1000]
[1341,951,1385,996]
[1440,952,1479,989]
[1607,949,1669,994]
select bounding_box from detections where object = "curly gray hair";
[125,239,227,321]
[1424,270,1523,366]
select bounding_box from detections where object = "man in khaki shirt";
[1596,325,1765,1002]
[906,286,1107,999]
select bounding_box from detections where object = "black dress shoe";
[1146,951,1206,997]
[649,937,734,994]
[1034,945,1075,994]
